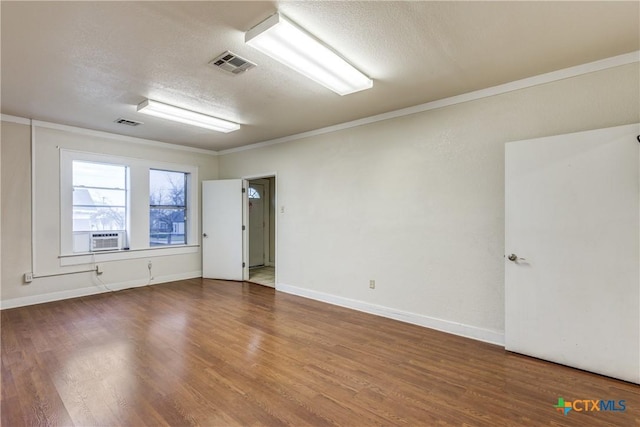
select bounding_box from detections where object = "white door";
[505,123,640,384]
[248,183,265,267]
[202,179,248,281]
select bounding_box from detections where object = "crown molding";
[219,50,640,155]
[31,120,219,156]
[0,115,219,156]
[1,114,31,125]
[4,50,638,157]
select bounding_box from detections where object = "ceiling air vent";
[209,51,256,75]
[115,118,143,126]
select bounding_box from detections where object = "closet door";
[505,124,640,384]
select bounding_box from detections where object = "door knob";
[203,233,208,238]
[508,254,525,262]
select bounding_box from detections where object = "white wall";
[2,62,638,344]
[218,63,640,344]
[1,121,32,302]
[0,121,219,307]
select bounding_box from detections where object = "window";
[72,161,127,252]
[149,169,187,246]
[248,187,261,199]
[61,149,198,258]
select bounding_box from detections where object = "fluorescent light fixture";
[136,99,240,133]
[245,13,373,96]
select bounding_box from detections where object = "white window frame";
[149,169,189,247]
[60,149,198,265]
[71,159,129,253]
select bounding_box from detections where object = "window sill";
[59,245,200,266]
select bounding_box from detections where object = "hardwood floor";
[2,279,638,426]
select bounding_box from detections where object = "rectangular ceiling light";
[245,13,373,96]
[137,99,240,133]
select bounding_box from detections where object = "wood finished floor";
[1,279,638,427]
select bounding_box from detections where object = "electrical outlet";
[24,272,33,283]
[369,280,375,289]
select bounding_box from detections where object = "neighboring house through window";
[72,161,127,253]
[60,149,197,256]
[150,169,187,246]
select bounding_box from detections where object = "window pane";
[73,188,126,207]
[248,187,260,199]
[150,170,185,206]
[73,161,126,189]
[73,207,125,231]
[72,161,128,246]
[150,169,187,246]
[150,208,186,246]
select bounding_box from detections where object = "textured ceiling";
[1,1,638,151]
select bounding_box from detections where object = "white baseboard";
[276,283,505,346]
[0,271,202,310]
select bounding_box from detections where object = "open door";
[505,124,640,384]
[202,179,248,281]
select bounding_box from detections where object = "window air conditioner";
[90,232,122,251]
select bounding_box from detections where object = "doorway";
[248,176,276,287]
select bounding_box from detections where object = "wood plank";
[1,279,638,426]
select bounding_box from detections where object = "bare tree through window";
[150,170,187,246]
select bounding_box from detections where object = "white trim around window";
[59,245,200,266]
[60,149,199,261]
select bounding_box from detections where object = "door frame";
[243,172,278,285]
[248,178,270,267]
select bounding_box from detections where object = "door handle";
[507,253,525,262]
[203,233,208,238]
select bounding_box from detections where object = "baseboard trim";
[276,283,505,346]
[0,271,202,310]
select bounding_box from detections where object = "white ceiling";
[1,1,638,151]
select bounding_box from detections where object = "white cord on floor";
[147,261,153,286]
[92,253,114,292]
